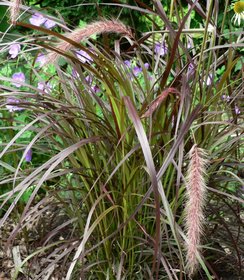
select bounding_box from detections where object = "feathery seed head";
[185,145,208,276]
[44,19,132,65]
[9,0,21,25]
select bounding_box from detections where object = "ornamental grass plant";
[0,0,243,279]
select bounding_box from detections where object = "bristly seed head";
[9,0,21,25]
[185,145,208,276]
[44,19,132,66]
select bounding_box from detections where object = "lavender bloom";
[72,68,80,79]
[144,63,149,70]
[222,95,231,102]
[29,13,46,26]
[30,13,56,29]
[44,19,56,29]
[133,63,149,76]
[187,42,192,49]
[91,85,100,93]
[6,98,24,112]
[9,43,21,59]
[133,66,142,76]
[124,60,131,67]
[76,50,92,63]
[85,75,93,84]
[84,75,100,93]
[36,53,47,67]
[206,74,213,86]
[12,72,25,88]
[187,63,196,79]
[37,82,51,94]
[235,105,240,115]
[154,42,168,56]
[25,149,32,162]
[188,63,195,72]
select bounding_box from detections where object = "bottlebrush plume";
[10,0,21,25]
[45,19,132,65]
[185,145,208,276]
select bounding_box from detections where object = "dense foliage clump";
[0,1,243,279]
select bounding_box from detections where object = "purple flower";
[144,63,149,70]
[187,42,192,49]
[29,13,56,29]
[188,63,195,72]
[154,42,168,56]
[29,13,46,26]
[205,74,213,86]
[12,72,25,88]
[25,149,32,162]
[37,82,51,94]
[36,53,47,67]
[6,98,24,112]
[124,60,131,67]
[234,105,240,115]
[133,66,142,76]
[84,75,100,93]
[72,68,80,78]
[187,63,196,78]
[222,95,230,102]
[9,43,21,59]
[76,49,92,63]
[91,85,100,93]
[87,76,100,92]
[44,19,56,29]
[85,75,92,84]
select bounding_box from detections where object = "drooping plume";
[185,145,208,276]
[45,19,132,65]
[141,87,180,118]
[10,0,21,25]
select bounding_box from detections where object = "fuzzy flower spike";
[45,19,132,65]
[185,145,208,276]
[9,0,21,25]
[232,1,244,25]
